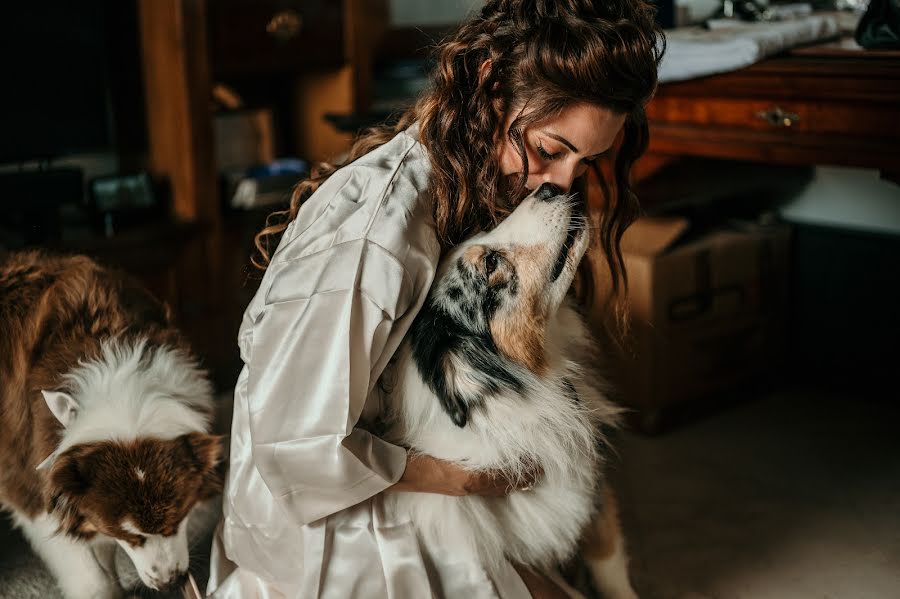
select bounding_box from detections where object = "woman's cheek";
[524,148,545,176]
[500,141,527,177]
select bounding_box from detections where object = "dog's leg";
[516,565,587,599]
[580,485,638,599]
[16,512,122,599]
[544,567,589,599]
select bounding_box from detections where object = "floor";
[615,384,900,599]
[0,499,218,599]
[2,383,898,598]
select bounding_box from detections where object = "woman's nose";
[542,163,578,193]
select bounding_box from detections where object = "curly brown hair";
[254,0,663,299]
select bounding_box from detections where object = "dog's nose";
[535,182,563,201]
[156,571,190,593]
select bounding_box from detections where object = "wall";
[676,0,721,24]
[389,0,482,26]
[390,0,722,27]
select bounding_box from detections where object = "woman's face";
[498,102,626,193]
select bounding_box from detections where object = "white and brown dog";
[0,252,224,599]
[381,183,637,598]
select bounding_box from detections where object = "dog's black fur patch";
[410,258,524,427]
[551,225,578,283]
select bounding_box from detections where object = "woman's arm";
[241,239,418,526]
[389,453,541,496]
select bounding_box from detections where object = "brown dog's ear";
[180,432,227,498]
[46,445,98,537]
[180,432,226,470]
[49,445,96,499]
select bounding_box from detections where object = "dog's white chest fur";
[381,303,612,572]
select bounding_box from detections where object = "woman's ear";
[479,58,504,95]
[478,58,493,86]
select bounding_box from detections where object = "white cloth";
[206,125,532,598]
[659,14,840,83]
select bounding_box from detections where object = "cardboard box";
[586,216,791,425]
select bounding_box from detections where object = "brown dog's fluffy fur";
[0,251,222,595]
[0,252,201,517]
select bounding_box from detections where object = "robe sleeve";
[243,238,412,526]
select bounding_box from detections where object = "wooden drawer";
[647,96,897,139]
[209,0,344,77]
[645,52,900,172]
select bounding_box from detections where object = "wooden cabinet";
[208,0,345,77]
[645,38,900,176]
[136,0,389,387]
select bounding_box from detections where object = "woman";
[207,1,662,597]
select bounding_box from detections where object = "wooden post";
[138,0,217,222]
[138,0,227,385]
[344,0,390,115]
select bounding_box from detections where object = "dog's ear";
[411,303,475,428]
[179,432,226,498]
[46,445,98,536]
[49,445,96,497]
[415,348,471,428]
[436,353,474,428]
[41,390,80,428]
[441,392,469,428]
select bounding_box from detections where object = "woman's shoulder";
[338,124,431,209]
[260,125,439,297]
[349,123,427,174]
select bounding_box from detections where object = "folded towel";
[659,14,841,83]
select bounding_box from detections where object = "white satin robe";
[206,125,532,598]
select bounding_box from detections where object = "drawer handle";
[756,106,800,128]
[266,9,303,43]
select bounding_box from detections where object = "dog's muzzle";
[535,182,563,201]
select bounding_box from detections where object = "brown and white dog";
[380,183,637,598]
[0,252,224,599]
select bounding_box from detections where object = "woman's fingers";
[462,469,507,496]
[519,463,544,489]
[466,465,544,496]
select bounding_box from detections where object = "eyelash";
[537,142,558,161]
[537,141,600,167]
[124,534,146,547]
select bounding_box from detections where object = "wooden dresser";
[644,37,900,181]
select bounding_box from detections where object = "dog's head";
[46,432,224,592]
[411,183,589,427]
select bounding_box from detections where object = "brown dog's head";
[47,432,224,592]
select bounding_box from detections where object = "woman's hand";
[389,453,541,497]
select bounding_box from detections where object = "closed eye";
[484,250,499,276]
[540,142,608,166]
[118,532,146,547]
[119,520,150,544]
[537,142,560,161]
